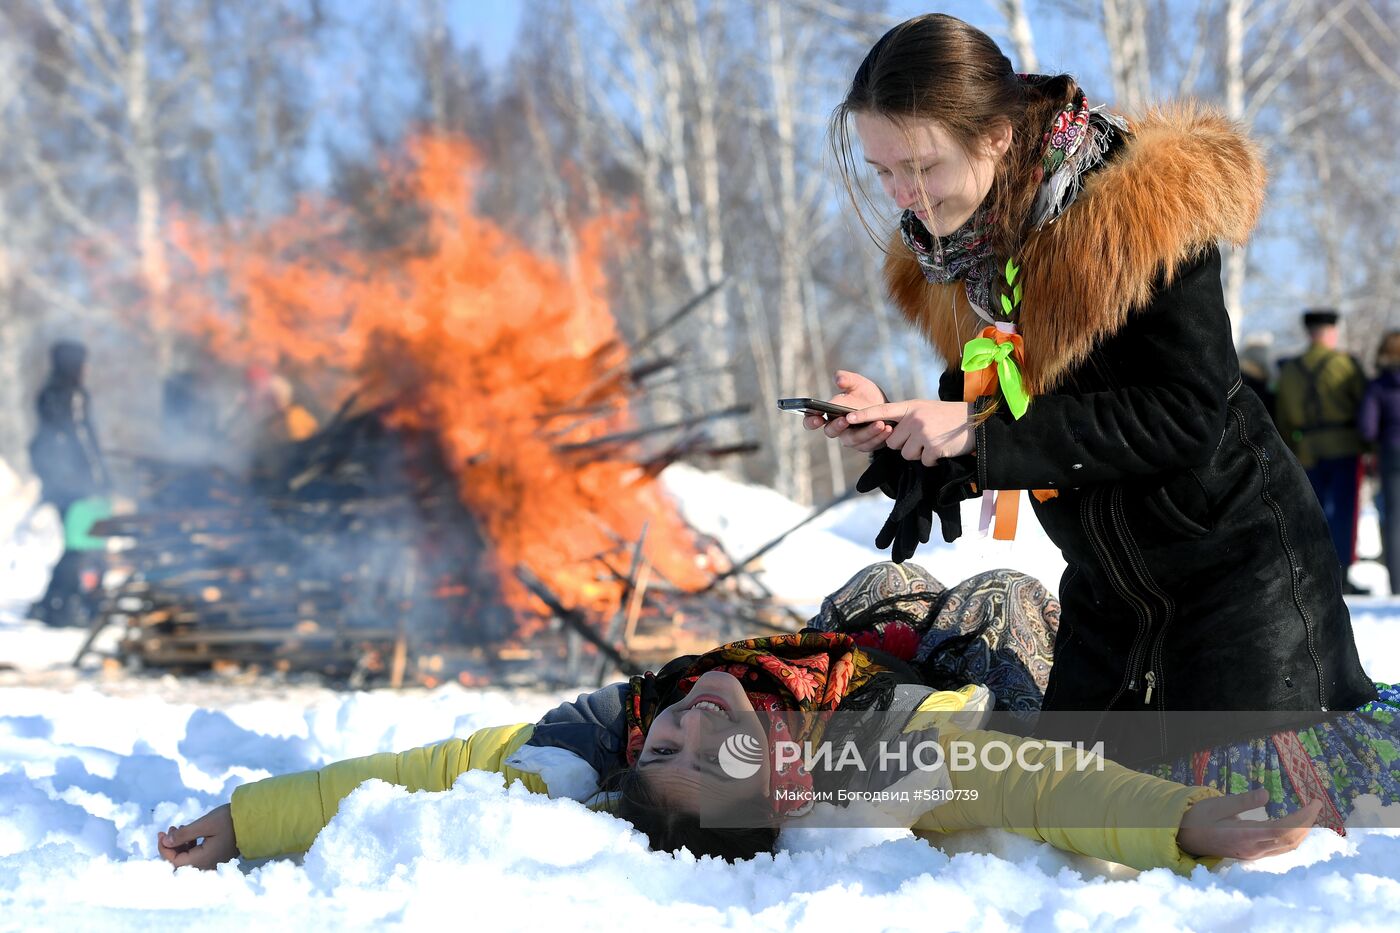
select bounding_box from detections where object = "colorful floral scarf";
[899,77,1126,321]
[623,632,888,815]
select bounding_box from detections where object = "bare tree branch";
[1336,15,1400,90]
[1244,0,1354,123]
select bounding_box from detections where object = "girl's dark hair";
[829,13,1079,261]
[604,765,779,862]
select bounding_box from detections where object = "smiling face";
[637,670,771,816]
[854,111,1011,237]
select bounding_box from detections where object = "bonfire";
[85,137,789,686]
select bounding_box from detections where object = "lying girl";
[158,565,1328,875]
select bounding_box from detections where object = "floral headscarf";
[623,632,889,816]
[899,77,1128,322]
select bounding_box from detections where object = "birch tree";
[762,0,815,503]
[6,1,322,371]
[0,29,32,467]
[992,0,1039,72]
[6,0,175,369]
[1100,0,1153,111]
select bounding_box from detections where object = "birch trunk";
[1101,0,1152,111]
[764,0,812,503]
[127,0,173,373]
[0,244,23,470]
[1221,0,1248,339]
[677,0,736,417]
[992,0,1039,72]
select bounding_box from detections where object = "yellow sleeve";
[230,723,540,859]
[911,724,1224,875]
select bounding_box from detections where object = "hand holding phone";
[777,397,858,419]
[783,371,898,454]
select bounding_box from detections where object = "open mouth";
[685,693,733,721]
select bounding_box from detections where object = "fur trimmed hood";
[884,104,1266,394]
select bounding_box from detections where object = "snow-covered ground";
[3,461,1399,931]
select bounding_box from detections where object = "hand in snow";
[158,803,239,870]
[846,400,975,466]
[1176,788,1323,861]
[802,370,892,453]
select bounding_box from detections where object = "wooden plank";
[515,565,643,676]
[128,627,401,646]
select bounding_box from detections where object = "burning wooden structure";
[88,357,800,688]
[79,137,811,686]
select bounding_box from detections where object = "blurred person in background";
[26,339,111,627]
[263,374,319,445]
[1360,330,1400,594]
[224,365,319,477]
[1276,309,1369,594]
[1238,340,1276,423]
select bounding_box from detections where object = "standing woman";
[809,14,1377,765]
[27,340,111,627]
[1360,331,1400,594]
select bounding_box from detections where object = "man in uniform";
[1276,309,1369,594]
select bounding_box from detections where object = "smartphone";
[777,397,858,418]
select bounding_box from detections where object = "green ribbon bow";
[961,338,1030,419]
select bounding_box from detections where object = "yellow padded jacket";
[230,686,1221,874]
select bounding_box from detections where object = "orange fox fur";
[884,104,1267,394]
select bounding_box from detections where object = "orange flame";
[166,136,711,627]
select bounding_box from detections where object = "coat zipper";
[1109,485,1175,708]
[1080,377,1246,744]
[1079,487,1155,715]
[1227,398,1328,709]
[1137,376,1244,712]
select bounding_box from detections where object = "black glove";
[854,445,904,500]
[857,450,979,561]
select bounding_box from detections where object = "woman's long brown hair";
[829,13,1076,261]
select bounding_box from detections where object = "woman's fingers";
[825,415,891,448]
[834,370,884,405]
[1183,793,1323,860]
[837,420,886,442]
[160,822,201,853]
[1234,810,1317,859]
[1216,786,1270,816]
[1276,797,1325,827]
[802,406,894,451]
[165,843,212,870]
[846,402,910,427]
[1268,798,1324,852]
[158,804,237,871]
[159,828,231,870]
[158,827,204,866]
[853,426,894,452]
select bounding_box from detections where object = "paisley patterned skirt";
[805,561,1057,711]
[812,561,1400,834]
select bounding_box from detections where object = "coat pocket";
[1139,469,1215,539]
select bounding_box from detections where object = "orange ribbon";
[962,326,1056,539]
[962,326,1025,401]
